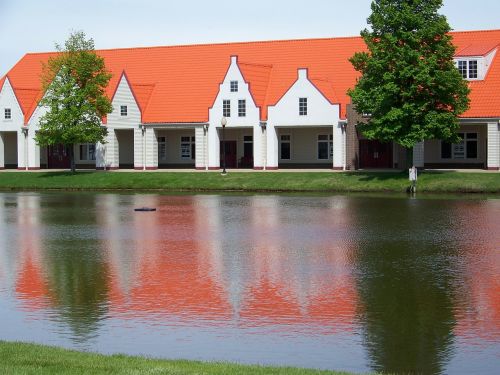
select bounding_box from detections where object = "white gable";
[0,78,24,131]
[267,69,340,126]
[209,56,260,127]
[107,74,141,128]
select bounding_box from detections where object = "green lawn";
[0,171,498,193]
[0,341,357,375]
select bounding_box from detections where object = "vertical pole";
[222,124,227,174]
[142,126,146,171]
[24,130,28,171]
[205,126,208,171]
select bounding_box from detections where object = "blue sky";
[1,0,499,74]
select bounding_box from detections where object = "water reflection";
[0,192,499,374]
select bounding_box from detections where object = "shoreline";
[0,341,357,375]
[0,171,499,194]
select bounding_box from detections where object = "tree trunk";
[405,146,414,169]
[69,144,76,173]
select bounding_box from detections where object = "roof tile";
[2,30,500,124]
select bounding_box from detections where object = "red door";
[359,140,392,168]
[47,145,71,169]
[220,141,237,168]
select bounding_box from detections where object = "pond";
[0,192,499,374]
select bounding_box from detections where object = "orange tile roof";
[455,41,498,56]
[2,29,500,125]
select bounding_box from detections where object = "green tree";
[348,0,470,166]
[36,31,112,172]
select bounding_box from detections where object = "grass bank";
[0,341,355,375]
[0,171,499,193]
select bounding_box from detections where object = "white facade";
[1,54,498,172]
[207,56,261,169]
[0,78,24,168]
[267,69,342,168]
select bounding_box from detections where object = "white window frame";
[317,134,333,160]
[180,135,195,160]
[299,98,308,116]
[456,59,480,80]
[79,143,96,161]
[120,105,128,116]
[279,134,291,160]
[4,108,12,120]
[223,100,231,117]
[238,99,246,117]
[230,80,238,92]
[158,136,167,161]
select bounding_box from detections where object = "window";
[458,61,467,79]
[243,135,253,158]
[280,134,291,160]
[4,108,11,120]
[238,99,246,117]
[468,60,478,79]
[457,60,478,79]
[180,136,195,159]
[317,134,333,160]
[79,144,96,161]
[120,105,127,116]
[230,81,238,92]
[299,98,307,116]
[158,136,167,161]
[441,132,477,159]
[223,100,231,117]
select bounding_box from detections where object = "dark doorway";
[359,140,393,168]
[220,141,237,168]
[47,144,71,169]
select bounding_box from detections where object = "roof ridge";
[20,29,500,57]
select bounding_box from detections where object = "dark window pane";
[318,142,329,159]
[281,143,290,160]
[244,142,253,157]
[441,142,451,159]
[466,140,477,158]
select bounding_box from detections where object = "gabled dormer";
[209,56,260,127]
[267,68,340,126]
[0,77,24,130]
[107,72,142,127]
[454,43,498,81]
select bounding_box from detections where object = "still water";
[0,192,498,374]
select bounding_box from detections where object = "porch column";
[0,133,4,169]
[104,128,119,169]
[487,122,500,170]
[332,123,344,170]
[195,127,206,170]
[413,141,425,168]
[145,127,158,170]
[17,130,26,170]
[96,141,105,170]
[266,124,278,170]
[253,125,264,170]
[28,129,40,170]
[207,123,220,170]
[134,127,144,170]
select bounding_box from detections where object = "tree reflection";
[41,194,109,343]
[351,198,458,374]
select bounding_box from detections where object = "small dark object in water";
[134,207,157,212]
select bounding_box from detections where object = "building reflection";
[6,193,498,372]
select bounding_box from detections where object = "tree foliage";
[36,31,112,172]
[348,0,470,150]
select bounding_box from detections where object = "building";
[0,29,499,171]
